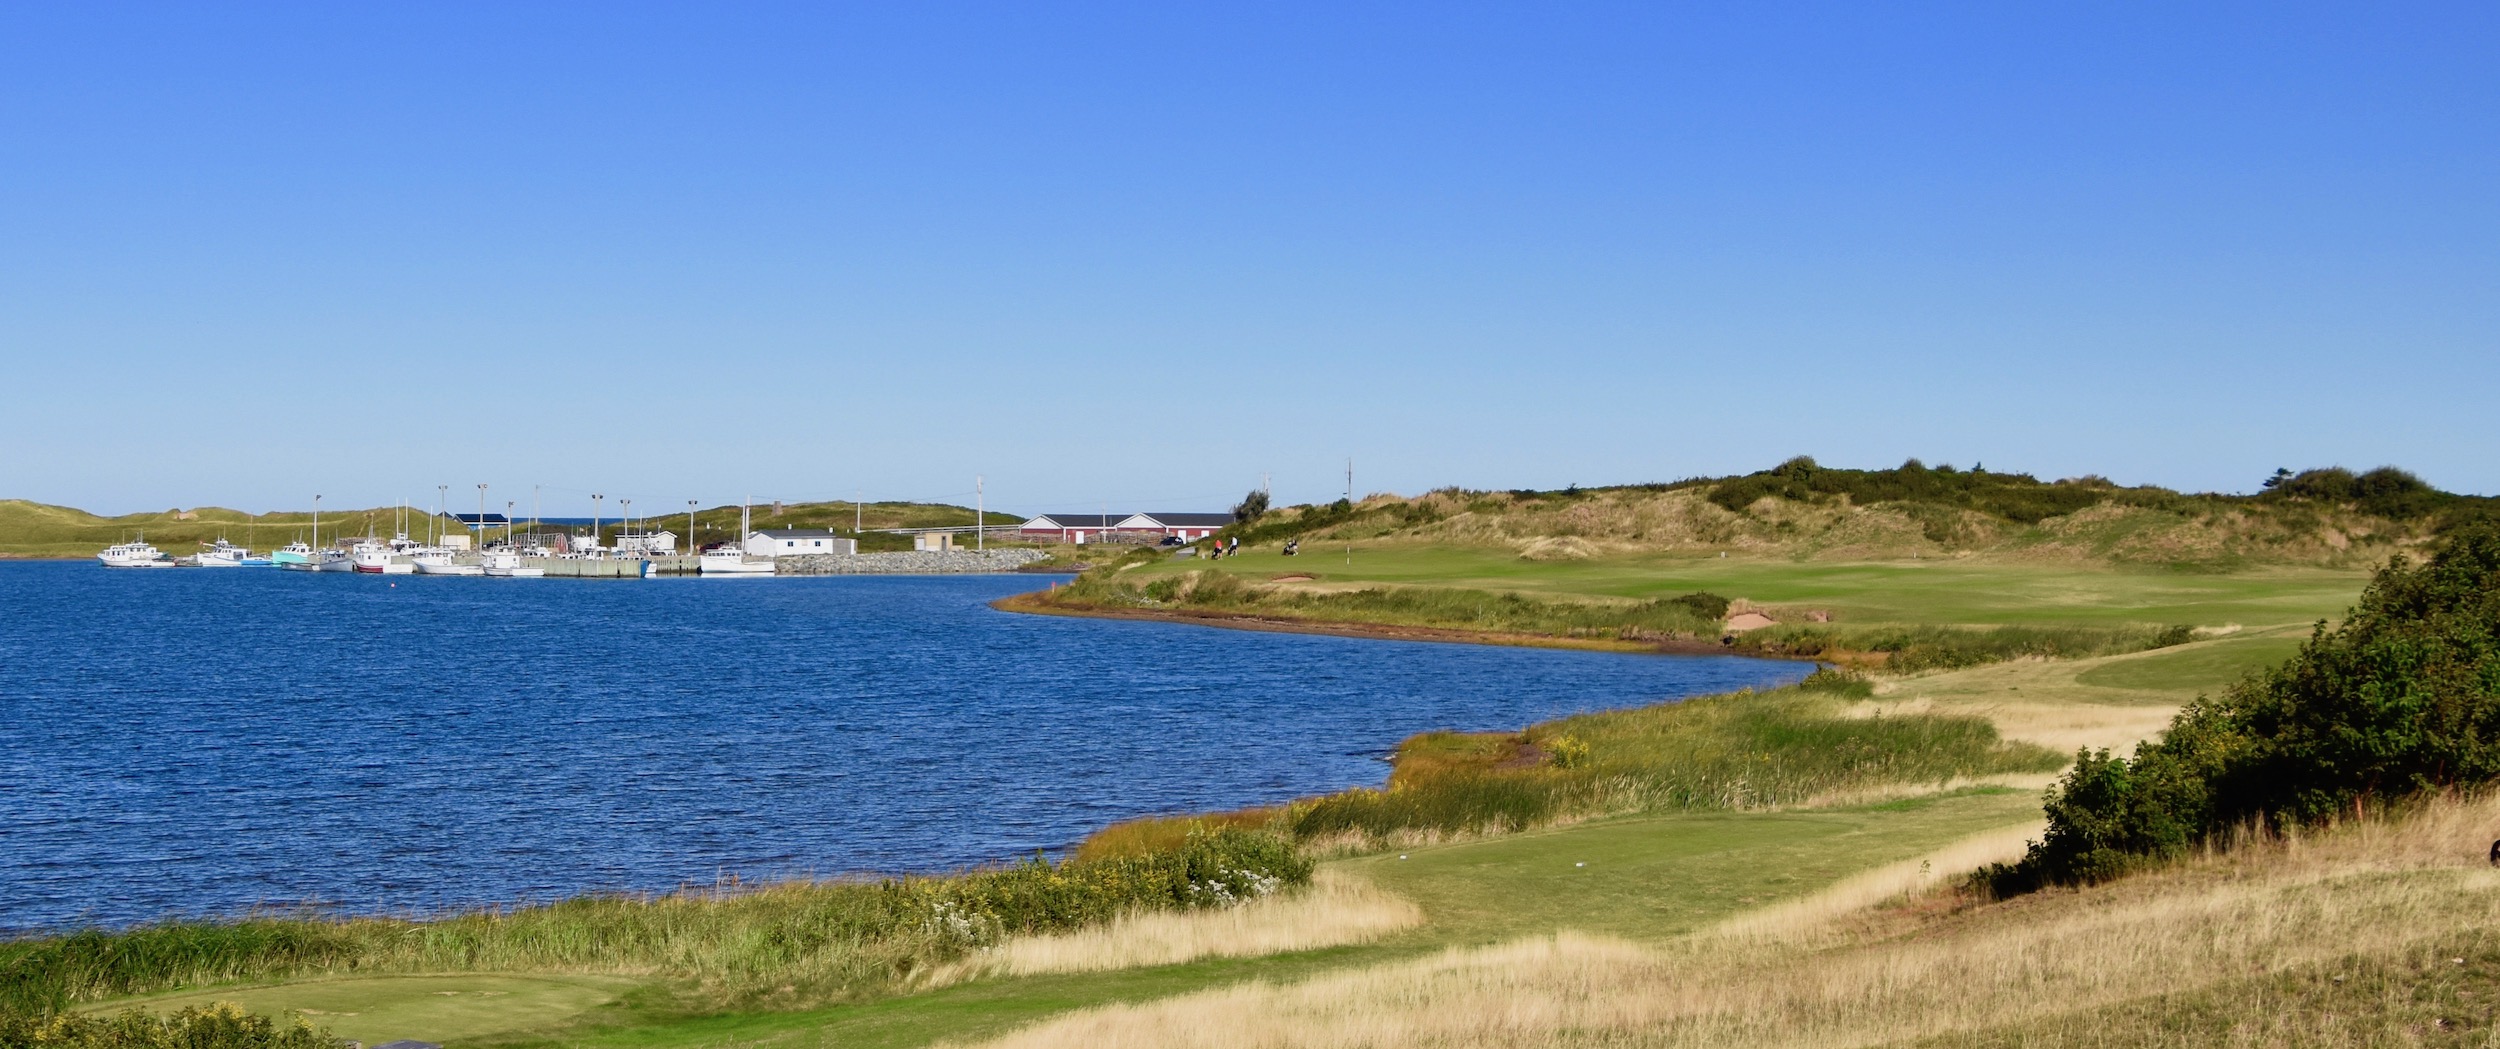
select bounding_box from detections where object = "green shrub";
[0,1004,326,1049]
[1280,683,2059,846]
[1741,623,2193,672]
[1795,666,1875,698]
[1985,523,2500,894]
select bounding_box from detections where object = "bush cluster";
[1743,623,2194,673]
[1704,456,2111,524]
[1985,524,2500,893]
[1272,683,2059,844]
[902,828,1310,946]
[0,1004,325,1049]
[2262,466,2455,521]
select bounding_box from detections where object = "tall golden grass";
[954,795,2500,1048]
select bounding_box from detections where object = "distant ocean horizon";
[0,563,1807,932]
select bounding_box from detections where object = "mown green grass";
[2073,633,2310,693]
[91,976,640,1046]
[1128,544,2368,629]
[1344,788,2041,948]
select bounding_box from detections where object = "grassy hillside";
[1220,459,2493,568]
[1022,458,2462,662]
[0,501,444,559]
[0,500,1023,558]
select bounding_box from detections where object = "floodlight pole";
[976,475,984,552]
[476,484,488,546]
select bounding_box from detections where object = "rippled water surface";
[0,561,1805,930]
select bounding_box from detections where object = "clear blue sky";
[3,4,2493,517]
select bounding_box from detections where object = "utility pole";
[621,498,633,553]
[532,484,541,536]
[1346,458,1354,565]
[434,485,445,543]
[506,501,516,545]
[476,484,488,547]
[592,493,603,551]
[855,490,862,535]
[976,475,984,552]
[313,494,321,550]
[687,499,697,554]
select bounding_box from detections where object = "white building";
[744,529,857,557]
[1018,513,1127,543]
[1116,512,1234,541]
[614,530,678,556]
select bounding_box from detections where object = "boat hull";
[699,555,775,575]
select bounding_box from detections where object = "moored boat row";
[104,533,560,577]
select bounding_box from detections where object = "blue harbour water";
[0,562,1807,932]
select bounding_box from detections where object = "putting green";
[91,973,640,1045]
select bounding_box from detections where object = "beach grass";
[8,831,1308,1018]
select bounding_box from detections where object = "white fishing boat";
[699,500,774,574]
[376,534,419,574]
[412,547,484,576]
[480,549,545,578]
[316,544,357,572]
[348,540,395,574]
[98,539,175,568]
[190,539,268,567]
[699,548,775,574]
